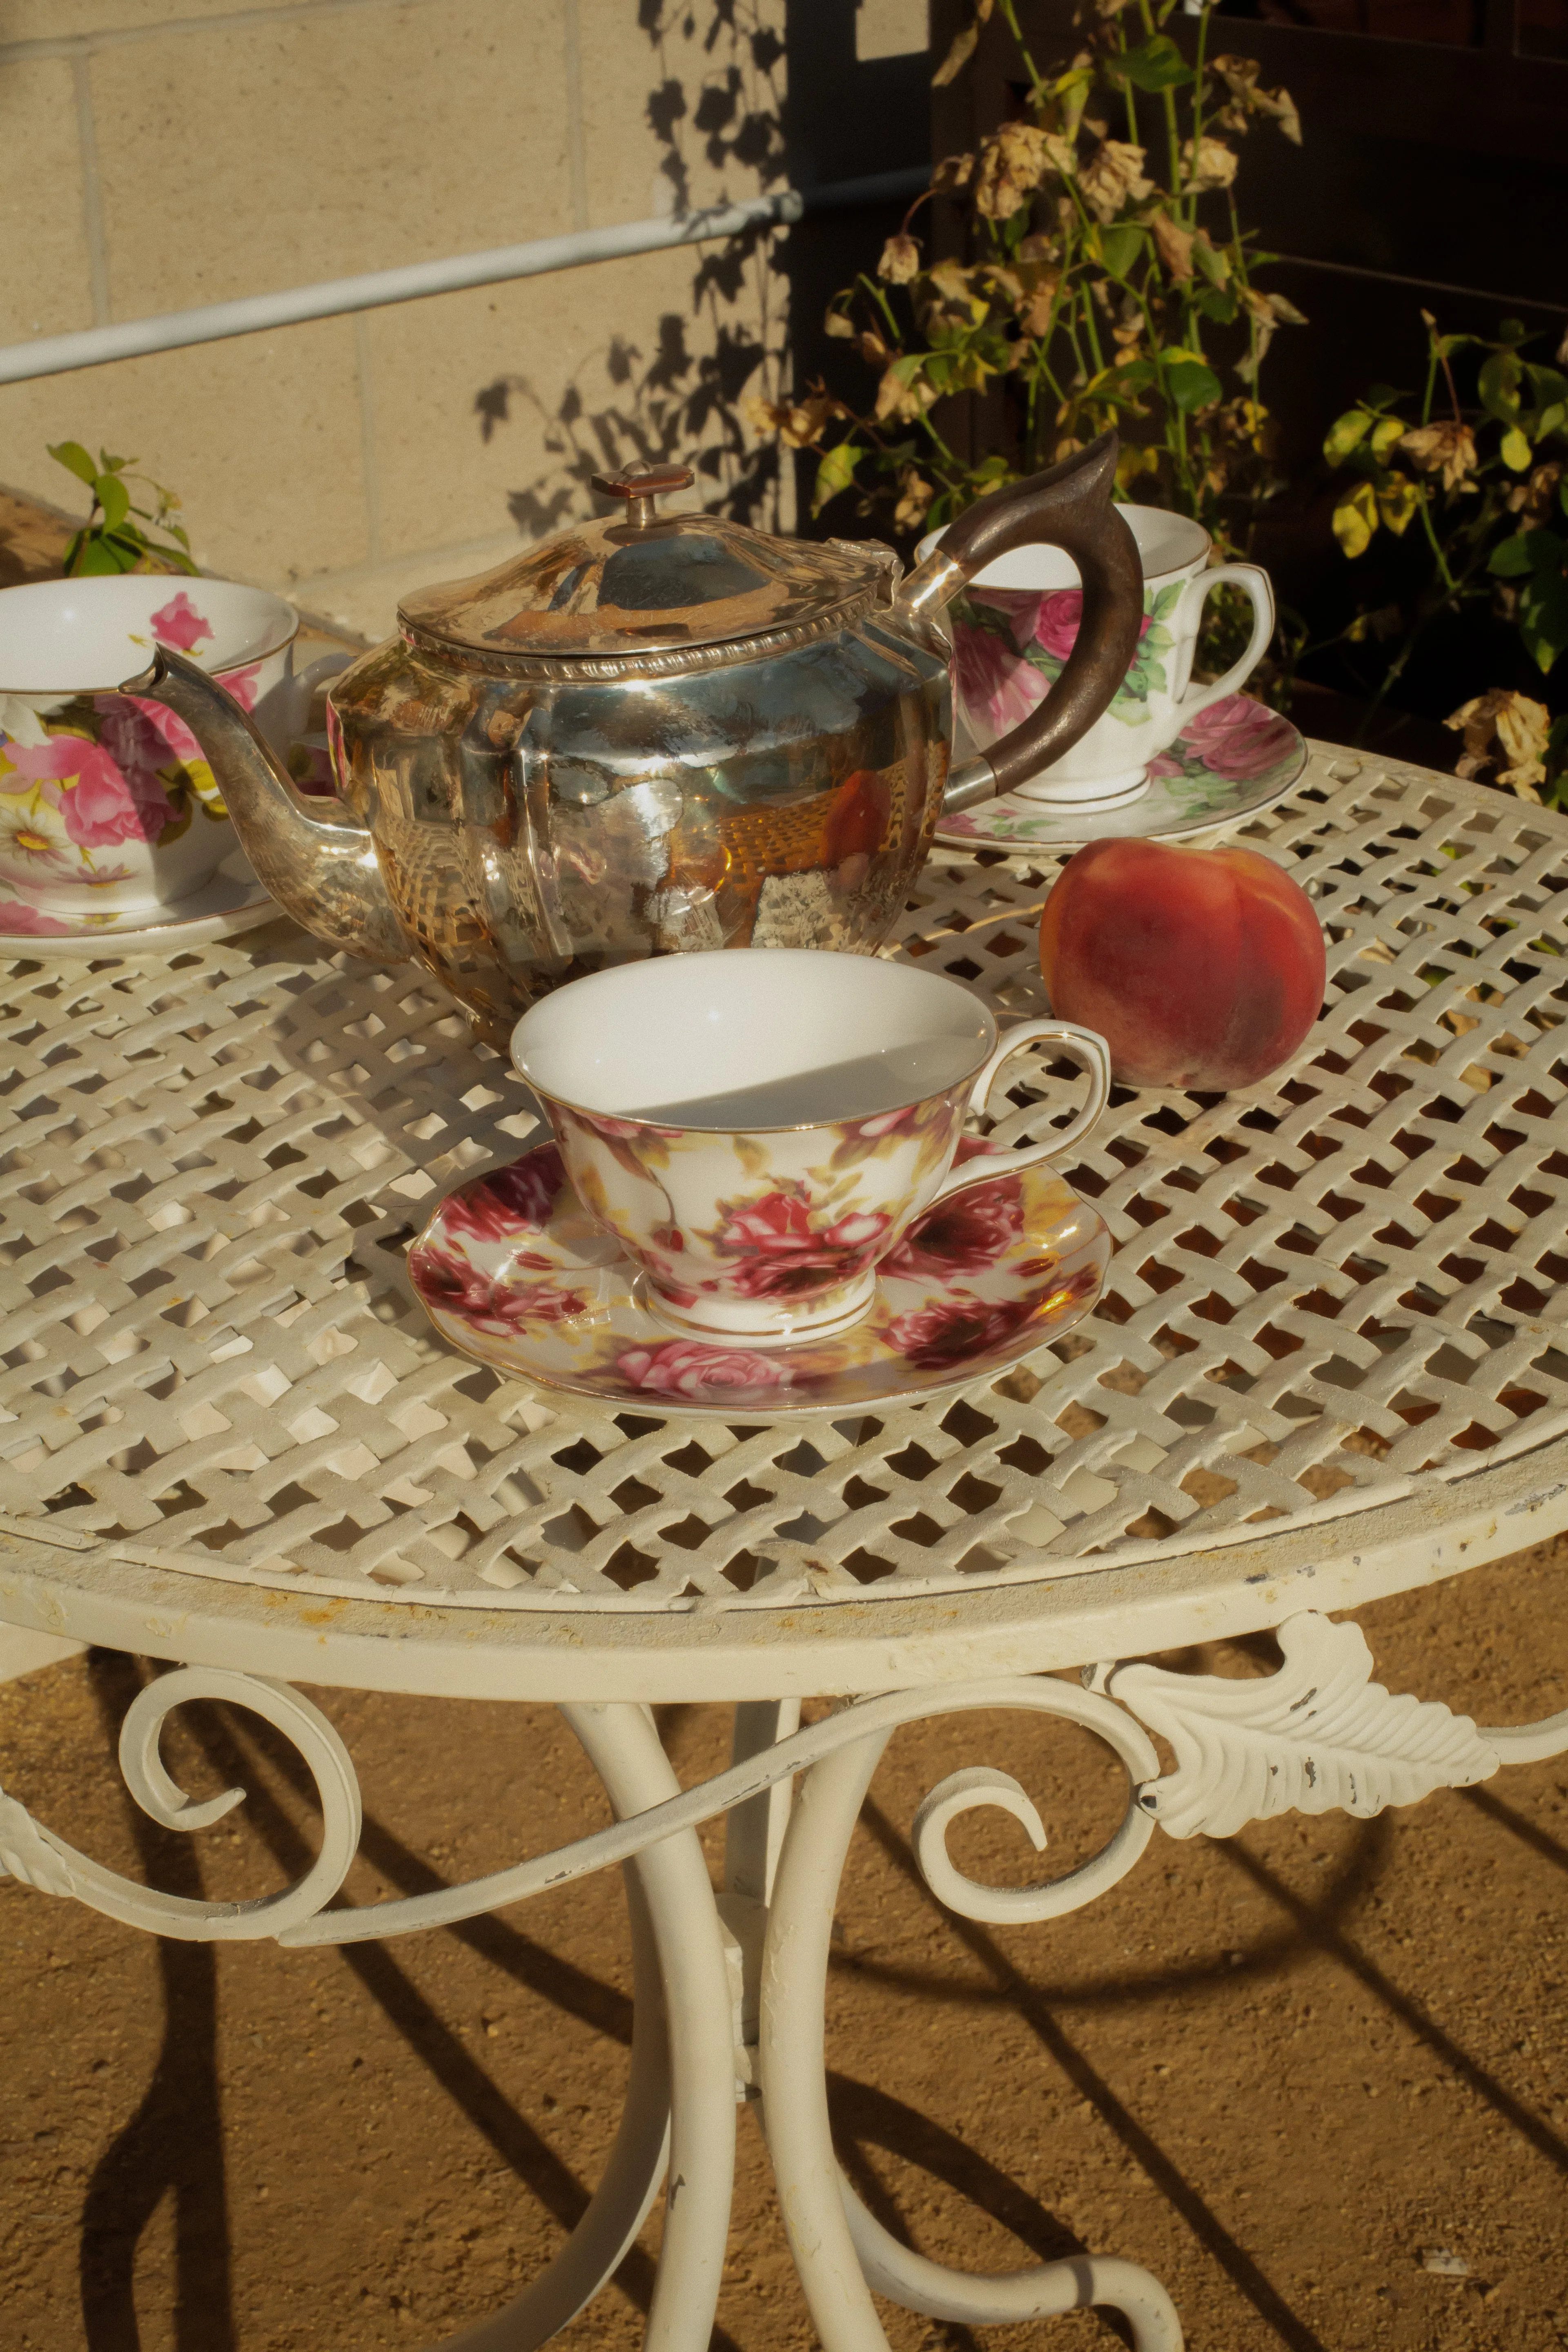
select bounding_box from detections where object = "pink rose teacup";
[0,575,312,932]
[923,503,1274,811]
[510,947,1111,1344]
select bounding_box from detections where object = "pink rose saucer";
[409,1142,1111,1421]
[935,694,1307,854]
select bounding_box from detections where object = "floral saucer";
[935,693,1308,853]
[409,1141,1111,1420]
[0,849,275,959]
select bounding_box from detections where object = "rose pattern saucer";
[409,1141,1111,1419]
[935,693,1308,853]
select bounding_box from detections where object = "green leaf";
[1491,531,1548,578]
[95,473,130,532]
[48,440,98,488]
[811,440,864,516]
[1163,358,1222,414]
[1501,425,1533,472]
[72,537,131,575]
[1323,409,1371,465]
[1192,287,1238,325]
[1520,568,1568,673]
[1525,364,1568,411]
[1479,350,1522,423]
[1192,237,1229,287]
[1500,317,1530,345]
[1332,479,1379,559]
[1369,416,1405,459]
[1099,224,1143,279]
[1111,35,1192,91]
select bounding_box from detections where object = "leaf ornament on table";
[1102,1613,1499,1840]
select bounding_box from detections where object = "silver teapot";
[132,433,1140,1047]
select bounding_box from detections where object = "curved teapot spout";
[121,644,405,964]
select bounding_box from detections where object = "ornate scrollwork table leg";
[2,1614,1566,2352]
[755,1680,1183,2352]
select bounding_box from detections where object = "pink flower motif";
[1027,590,1153,665]
[969,587,1045,650]
[953,622,1047,740]
[883,1293,1039,1370]
[1147,752,1185,780]
[408,1241,585,1330]
[1,734,156,849]
[439,1146,566,1244]
[881,1176,1024,1281]
[219,660,262,713]
[151,592,214,653]
[0,897,70,936]
[616,1337,794,1401]
[93,699,190,835]
[1179,693,1297,781]
[717,1190,892,1302]
[843,1103,922,1143]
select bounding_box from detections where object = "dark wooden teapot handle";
[924,430,1144,800]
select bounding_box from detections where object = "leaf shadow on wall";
[473,0,789,538]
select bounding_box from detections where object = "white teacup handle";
[928,1019,1111,1206]
[1172,560,1275,721]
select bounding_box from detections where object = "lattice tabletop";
[3,745,1567,1626]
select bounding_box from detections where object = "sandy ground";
[1,1537,1565,2352]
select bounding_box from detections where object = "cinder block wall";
[0,0,928,640]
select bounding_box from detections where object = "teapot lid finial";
[590,463,695,531]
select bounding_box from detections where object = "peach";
[1038,836,1325,1092]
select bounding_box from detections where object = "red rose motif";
[616,1338,795,1400]
[881,1176,1024,1281]
[969,587,1046,650]
[953,621,1047,740]
[1178,693,1296,780]
[94,698,192,833]
[150,592,215,653]
[1028,590,1153,666]
[718,1192,891,1301]
[439,1145,566,1244]
[883,1293,1039,1370]
[409,1242,584,1329]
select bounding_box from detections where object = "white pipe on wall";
[0,170,929,389]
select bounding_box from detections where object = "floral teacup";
[923,503,1274,810]
[0,576,309,933]
[510,947,1111,1344]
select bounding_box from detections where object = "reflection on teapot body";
[128,435,1141,1048]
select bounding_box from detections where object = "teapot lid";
[398,464,878,668]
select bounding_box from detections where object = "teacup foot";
[1011,767,1152,811]
[641,1267,878,1349]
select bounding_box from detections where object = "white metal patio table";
[2,741,1567,2351]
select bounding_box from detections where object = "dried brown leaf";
[894,466,934,529]
[932,22,978,86]
[1150,211,1194,281]
[1446,687,1551,797]
[1400,420,1479,492]
[973,123,1073,220]
[878,233,922,284]
[1079,138,1153,223]
[1182,136,1238,193]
